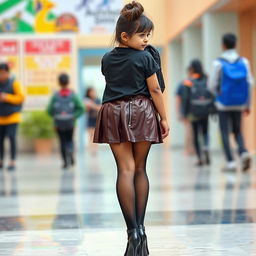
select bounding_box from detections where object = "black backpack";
[145,45,165,92]
[53,92,75,129]
[189,78,215,118]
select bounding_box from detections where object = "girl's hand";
[160,119,170,139]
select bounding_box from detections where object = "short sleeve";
[101,57,105,75]
[142,52,160,78]
[101,53,109,76]
[175,82,183,96]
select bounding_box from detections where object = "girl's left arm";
[147,73,169,139]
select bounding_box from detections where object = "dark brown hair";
[0,63,9,72]
[115,1,154,43]
[58,73,69,87]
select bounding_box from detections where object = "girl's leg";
[110,142,137,229]
[88,128,97,154]
[184,120,194,155]
[132,141,151,226]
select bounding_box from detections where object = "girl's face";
[121,30,152,51]
[88,89,96,99]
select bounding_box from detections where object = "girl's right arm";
[147,73,169,139]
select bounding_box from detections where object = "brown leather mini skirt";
[93,95,163,144]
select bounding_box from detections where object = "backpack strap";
[218,57,241,64]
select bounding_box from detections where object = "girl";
[84,87,101,155]
[93,1,169,255]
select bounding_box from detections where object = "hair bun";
[121,1,144,21]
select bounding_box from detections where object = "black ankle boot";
[138,225,149,255]
[124,228,141,256]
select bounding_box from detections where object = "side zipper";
[128,101,132,127]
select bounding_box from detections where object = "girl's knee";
[135,165,146,174]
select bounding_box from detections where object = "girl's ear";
[120,32,129,42]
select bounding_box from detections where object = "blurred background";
[0,0,255,152]
[0,0,256,255]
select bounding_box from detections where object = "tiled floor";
[0,145,256,255]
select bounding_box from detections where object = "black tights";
[110,141,151,230]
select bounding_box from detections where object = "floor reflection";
[0,148,256,255]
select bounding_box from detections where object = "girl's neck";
[118,43,129,48]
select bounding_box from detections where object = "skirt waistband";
[117,95,150,102]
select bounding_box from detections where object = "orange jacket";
[0,80,25,125]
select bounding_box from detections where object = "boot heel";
[124,228,141,256]
[138,225,149,255]
[141,238,149,255]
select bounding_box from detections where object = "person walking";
[0,63,24,171]
[93,1,169,255]
[175,72,194,155]
[181,60,213,166]
[209,33,254,172]
[84,87,101,155]
[47,73,84,169]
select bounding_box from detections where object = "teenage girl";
[84,87,101,155]
[93,1,169,255]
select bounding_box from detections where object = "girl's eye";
[139,34,146,38]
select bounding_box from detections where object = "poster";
[23,38,73,109]
[0,0,121,34]
[0,40,20,79]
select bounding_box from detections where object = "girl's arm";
[84,98,101,111]
[146,73,169,139]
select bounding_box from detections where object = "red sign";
[0,40,19,55]
[25,39,71,55]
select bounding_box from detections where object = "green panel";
[18,20,34,32]
[25,0,36,15]
[0,0,24,14]
[47,13,56,20]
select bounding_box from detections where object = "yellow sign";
[23,38,73,108]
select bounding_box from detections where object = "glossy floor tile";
[0,146,256,255]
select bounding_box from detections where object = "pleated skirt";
[93,95,163,144]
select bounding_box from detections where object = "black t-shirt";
[101,47,160,103]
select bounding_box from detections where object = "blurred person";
[181,60,214,166]
[84,87,101,155]
[47,73,84,169]
[175,73,194,155]
[0,63,24,171]
[208,33,254,172]
[93,1,169,255]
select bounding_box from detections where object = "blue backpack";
[217,58,249,106]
